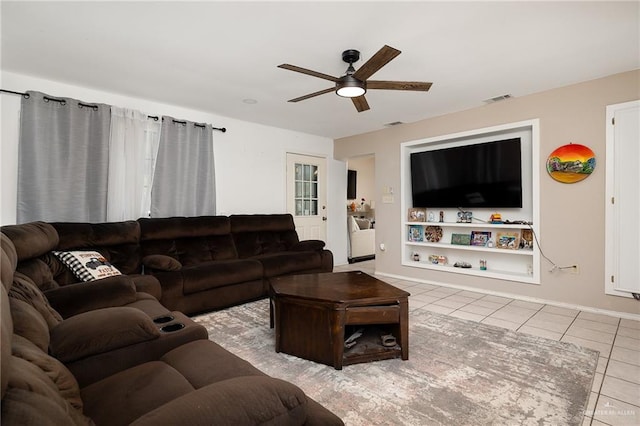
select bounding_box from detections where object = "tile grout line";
[588,316,622,426]
[449,295,494,322]
[513,301,545,333]
[442,291,509,321]
[559,308,603,425]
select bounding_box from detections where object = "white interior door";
[286,153,327,242]
[605,100,640,297]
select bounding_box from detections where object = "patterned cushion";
[52,251,121,282]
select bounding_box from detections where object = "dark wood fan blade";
[367,80,433,91]
[278,64,339,83]
[288,87,335,103]
[351,95,370,112]
[352,45,401,81]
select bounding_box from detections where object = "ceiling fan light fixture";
[336,76,366,98]
[279,45,431,112]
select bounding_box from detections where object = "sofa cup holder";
[160,323,185,333]
[153,315,175,324]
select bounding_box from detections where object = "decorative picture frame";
[408,208,427,222]
[546,143,596,184]
[457,211,473,223]
[520,229,533,249]
[408,225,424,242]
[496,231,521,250]
[470,231,491,247]
[451,233,471,246]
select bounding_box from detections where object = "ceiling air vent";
[483,94,513,104]
[384,121,404,127]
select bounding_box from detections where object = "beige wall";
[334,70,640,315]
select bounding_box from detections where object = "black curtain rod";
[164,117,226,133]
[0,89,30,98]
[1,89,226,133]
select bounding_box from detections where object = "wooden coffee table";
[269,271,410,370]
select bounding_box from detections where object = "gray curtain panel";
[17,91,111,223]
[150,117,216,217]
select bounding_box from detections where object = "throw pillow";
[355,218,371,230]
[52,251,121,282]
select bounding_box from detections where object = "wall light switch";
[382,195,394,204]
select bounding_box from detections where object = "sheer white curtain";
[106,107,161,221]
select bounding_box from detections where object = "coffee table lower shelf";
[342,326,402,366]
[272,298,408,369]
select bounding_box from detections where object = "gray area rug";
[193,299,598,425]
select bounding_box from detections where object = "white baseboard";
[375,271,640,322]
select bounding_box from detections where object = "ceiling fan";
[278,45,432,112]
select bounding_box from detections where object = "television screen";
[347,170,357,199]
[410,138,522,208]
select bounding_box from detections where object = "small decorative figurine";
[439,211,444,222]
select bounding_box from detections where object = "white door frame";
[286,152,327,242]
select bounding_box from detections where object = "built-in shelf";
[403,221,538,283]
[400,120,540,284]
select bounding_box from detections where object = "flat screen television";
[347,170,357,199]
[410,138,523,208]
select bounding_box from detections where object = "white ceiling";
[2,1,638,139]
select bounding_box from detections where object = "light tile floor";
[335,260,640,426]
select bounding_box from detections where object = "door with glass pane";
[286,153,327,242]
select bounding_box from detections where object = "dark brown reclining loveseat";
[1,229,343,424]
[139,214,333,314]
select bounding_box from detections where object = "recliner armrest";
[50,306,160,363]
[131,376,313,426]
[142,255,182,272]
[290,240,326,251]
[130,274,163,300]
[44,275,137,318]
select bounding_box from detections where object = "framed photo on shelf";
[520,229,533,249]
[470,231,491,247]
[407,208,426,222]
[451,233,471,246]
[408,225,424,242]
[496,231,521,250]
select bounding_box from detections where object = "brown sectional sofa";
[4,214,332,316]
[139,214,333,314]
[1,215,342,425]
